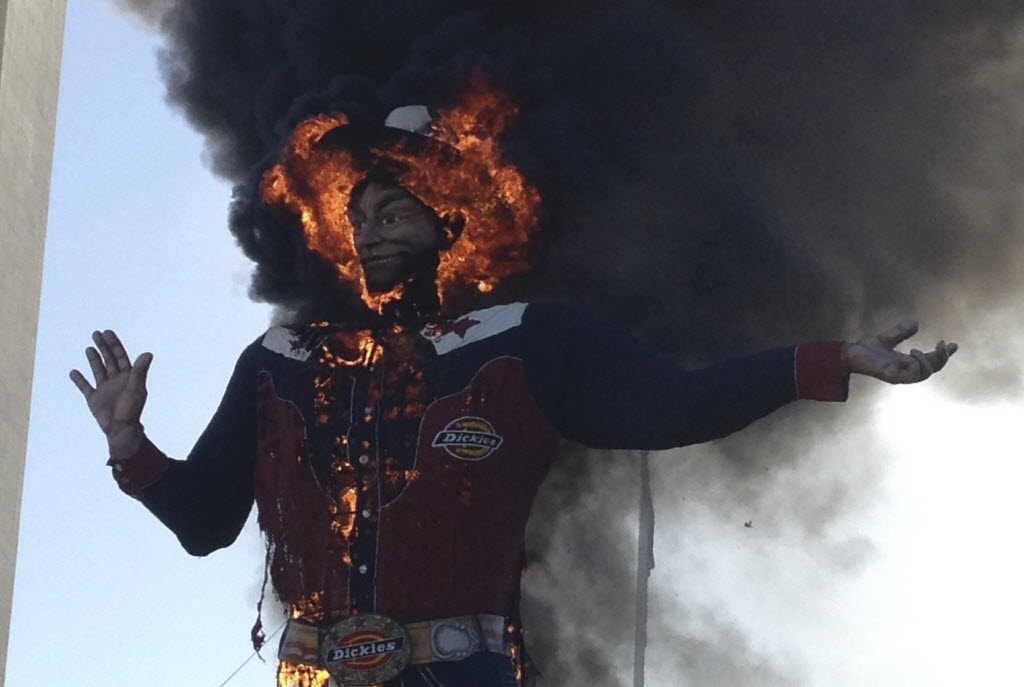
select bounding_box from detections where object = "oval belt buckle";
[431,620,481,661]
[320,614,411,686]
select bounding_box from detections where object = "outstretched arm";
[521,304,956,451]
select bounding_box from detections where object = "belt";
[279,613,514,684]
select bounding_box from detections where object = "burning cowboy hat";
[261,82,542,312]
[315,105,455,174]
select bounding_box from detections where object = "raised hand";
[843,320,957,384]
[70,330,153,458]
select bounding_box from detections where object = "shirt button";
[361,509,372,518]
[358,564,368,574]
[358,454,369,465]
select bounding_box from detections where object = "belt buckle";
[430,618,481,662]
[320,614,411,686]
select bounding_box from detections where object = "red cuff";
[107,437,169,497]
[795,341,849,401]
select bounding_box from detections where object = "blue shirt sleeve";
[520,302,801,450]
[131,338,263,555]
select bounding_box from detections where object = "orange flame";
[332,486,358,540]
[319,335,384,368]
[277,661,331,687]
[290,592,325,621]
[261,73,542,312]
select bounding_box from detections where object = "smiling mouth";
[361,254,403,268]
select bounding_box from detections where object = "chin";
[365,279,397,294]
[361,260,436,295]
[364,271,403,293]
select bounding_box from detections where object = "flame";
[320,335,383,368]
[290,592,325,620]
[261,72,542,312]
[508,623,523,685]
[335,486,358,539]
[277,661,331,687]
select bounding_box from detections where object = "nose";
[354,221,384,251]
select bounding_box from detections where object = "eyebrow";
[348,188,421,219]
[373,190,419,214]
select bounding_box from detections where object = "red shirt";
[112,302,847,624]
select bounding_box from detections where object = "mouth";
[361,254,404,268]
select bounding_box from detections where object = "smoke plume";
[120,1,1024,684]
[137,0,1024,384]
[106,0,175,28]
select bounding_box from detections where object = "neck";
[377,272,441,326]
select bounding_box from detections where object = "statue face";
[348,180,443,293]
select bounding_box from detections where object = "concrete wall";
[0,0,67,683]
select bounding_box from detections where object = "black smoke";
[141,0,1023,378]
[122,1,1024,684]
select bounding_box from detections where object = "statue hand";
[843,320,957,384]
[70,330,153,458]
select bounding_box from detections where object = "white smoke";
[103,0,176,29]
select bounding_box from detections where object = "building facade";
[0,0,67,682]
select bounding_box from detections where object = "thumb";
[127,352,153,392]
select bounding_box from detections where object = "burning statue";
[70,81,956,687]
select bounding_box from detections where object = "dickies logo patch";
[432,416,503,461]
[326,630,404,667]
[321,614,411,685]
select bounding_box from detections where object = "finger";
[92,330,119,378]
[69,369,94,398]
[876,319,919,349]
[102,330,132,372]
[126,352,153,392]
[85,346,106,383]
[927,340,950,373]
[909,348,934,382]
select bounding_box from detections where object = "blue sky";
[7,2,276,685]
[7,3,1024,686]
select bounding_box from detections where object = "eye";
[381,214,398,226]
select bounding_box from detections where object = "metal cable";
[217,620,287,687]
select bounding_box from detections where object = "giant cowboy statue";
[71,95,956,687]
